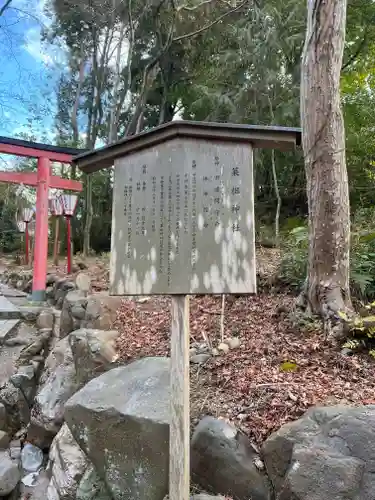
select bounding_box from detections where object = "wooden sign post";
[73,121,301,500]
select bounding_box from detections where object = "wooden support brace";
[170,295,190,500]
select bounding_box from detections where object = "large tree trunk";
[301,0,352,324]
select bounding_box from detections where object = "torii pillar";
[0,137,85,301]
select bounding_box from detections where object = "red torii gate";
[0,136,86,301]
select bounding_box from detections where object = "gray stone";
[0,320,20,345]
[60,291,87,338]
[191,417,271,500]
[17,329,52,366]
[47,424,89,500]
[82,293,122,331]
[76,466,112,500]
[9,440,21,461]
[190,354,211,364]
[0,451,20,495]
[46,286,55,301]
[46,275,58,286]
[191,496,226,500]
[0,404,6,431]
[71,304,86,321]
[10,364,36,405]
[54,279,76,310]
[0,382,30,434]
[75,273,91,294]
[277,445,364,500]
[65,357,170,500]
[21,443,44,472]
[0,432,9,450]
[0,284,26,298]
[18,305,45,322]
[28,337,78,448]
[189,347,197,357]
[69,328,120,386]
[0,296,20,320]
[0,343,25,389]
[37,310,54,330]
[262,405,375,500]
[226,337,241,349]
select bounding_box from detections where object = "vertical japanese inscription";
[124,179,133,259]
[214,155,223,227]
[159,176,165,273]
[152,176,157,232]
[183,173,189,235]
[191,160,197,271]
[167,175,173,286]
[231,164,241,233]
[175,173,181,256]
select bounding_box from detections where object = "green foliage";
[279,210,375,301]
[350,209,375,300]
[341,310,375,357]
[279,225,308,291]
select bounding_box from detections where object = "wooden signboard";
[73,121,301,500]
[110,138,256,296]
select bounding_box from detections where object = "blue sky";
[0,0,62,140]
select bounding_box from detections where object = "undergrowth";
[278,208,375,302]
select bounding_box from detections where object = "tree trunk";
[271,150,280,246]
[83,174,93,258]
[301,0,352,322]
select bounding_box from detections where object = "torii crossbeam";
[0,136,86,301]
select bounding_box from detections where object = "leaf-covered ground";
[114,293,375,445]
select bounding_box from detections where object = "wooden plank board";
[170,295,190,500]
[0,319,20,344]
[0,296,21,319]
[110,140,256,295]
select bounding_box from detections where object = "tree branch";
[177,0,215,12]
[174,0,249,42]
[342,29,368,70]
[0,0,12,17]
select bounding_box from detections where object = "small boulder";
[262,404,375,500]
[227,337,241,349]
[191,417,271,500]
[60,291,88,338]
[0,404,6,431]
[65,357,170,500]
[0,382,30,434]
[21,443,44,472]
[47,424,89,500]
[69,329,120,386]
[28,337,78,448]
[75,273,91,295]
[54,279,76,310]
[190,354,211,364]
[0,432,9,450]
[36,310,54,330]
[0,451,20,495]
[9,440,21,461]
[10,364,37,405]
[217,343,229,354]
[82,293,122,330]
[71,303,86,321]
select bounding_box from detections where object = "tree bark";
[301,0,352,322]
